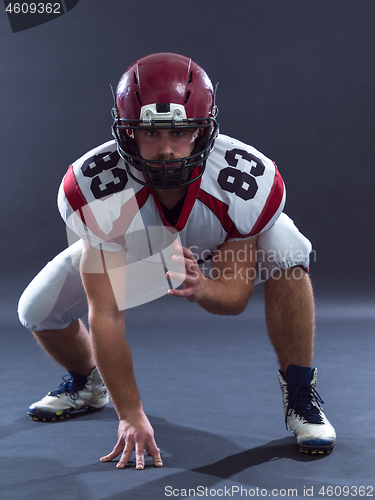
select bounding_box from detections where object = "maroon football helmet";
[112,52,219,190]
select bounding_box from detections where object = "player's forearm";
[194,274,253,315]
[88,311,143,420]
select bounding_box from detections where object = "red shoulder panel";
[250,164,285,236]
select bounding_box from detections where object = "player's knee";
[18,244,85,332]
[18,287,72,332]
[256,214,312,282]
[18,287,46,331]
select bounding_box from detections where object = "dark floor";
[1,280,374,500]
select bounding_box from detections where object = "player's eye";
[172,130,187,138]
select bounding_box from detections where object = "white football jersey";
[58,134,285,266]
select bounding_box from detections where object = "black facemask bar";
[111,117,219,190]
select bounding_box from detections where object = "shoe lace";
[285,383,324,427]
[49,375,80,401]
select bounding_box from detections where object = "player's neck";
[154,186,188,210]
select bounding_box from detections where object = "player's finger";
[171,253,198,276]
[180,245,195,260]
[116,446,134,469]
[170,252,187,266]
[151,447,163,467]
[167,271,196,284]
[171,249,195,267]
[171,239,183,256]
[100,439,124,462]
[168,287,195,298]
[134,441,145,470]
[145,443,163,467]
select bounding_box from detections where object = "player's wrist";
[117,404,145,422]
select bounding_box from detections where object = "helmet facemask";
[112,113,218,190]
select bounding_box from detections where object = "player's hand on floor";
[167,240,208,302]
[100,411,162,470]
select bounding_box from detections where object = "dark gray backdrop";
[1,0,374,298]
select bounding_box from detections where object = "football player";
[18,53,335,469]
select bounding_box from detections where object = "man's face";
[134,128,198,164]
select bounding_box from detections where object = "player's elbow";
[228,299,251,316]
[223,286,254,316]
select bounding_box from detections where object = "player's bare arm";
[80,241,162,470]
[167,236,257,315]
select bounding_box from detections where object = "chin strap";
[110,83,120,120]
[212,82,219,118]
